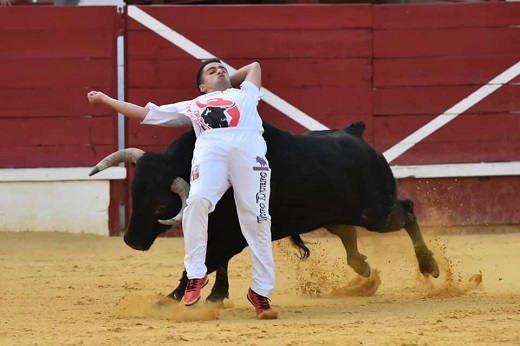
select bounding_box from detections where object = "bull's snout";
[123,234,151,251]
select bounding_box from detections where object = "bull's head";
[89,148,190,251]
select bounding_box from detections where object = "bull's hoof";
[422,261,440,278]
[347,255,371,278]
[418,255,440,278]
[206,291,229,304]
[167,288,184,301]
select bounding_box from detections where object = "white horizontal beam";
[1,162,519,182]
[391,162,520,179]
[0,167,126,182]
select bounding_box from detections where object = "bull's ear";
[157,177,190,226]
[89,148,145,176]
[343,121,366,138]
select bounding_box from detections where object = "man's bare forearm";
[87,91,148,122]
[104,97,148,122]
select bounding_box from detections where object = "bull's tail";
[290,235,310,260]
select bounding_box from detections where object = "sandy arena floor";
[1,227,519,346]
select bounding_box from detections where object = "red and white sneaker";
[247,288,279,319]
[184,275,209,306]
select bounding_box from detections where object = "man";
[87,59,278,319]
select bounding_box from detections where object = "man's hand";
[87,91,108,105]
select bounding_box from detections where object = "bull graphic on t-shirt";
[200,107,229,129]
[196,98,241,129]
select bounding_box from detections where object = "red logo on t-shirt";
[196,98,240,127]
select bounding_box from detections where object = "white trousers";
[182,128,275,298]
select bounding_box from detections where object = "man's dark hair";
[196,58,222,93]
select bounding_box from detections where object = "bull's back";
[262,123,397,234]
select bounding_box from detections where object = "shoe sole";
[184,276,209,306]
[258,309,279,320]
[184,296,201,306]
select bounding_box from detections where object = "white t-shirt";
[142,81,263,137]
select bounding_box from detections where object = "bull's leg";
[206,263,230,303]
[167,263,231,303]
[325,224,371,277]
[167,270,188,301]
[387,200,440,278]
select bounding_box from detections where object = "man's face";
[199,62,231,94]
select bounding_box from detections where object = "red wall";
[372,3,520,165]
[0,6,121,168]
[2,3,518,167]
[125,3,520,165]
[125,5,375,152]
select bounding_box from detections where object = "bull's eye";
[154,204,169,217]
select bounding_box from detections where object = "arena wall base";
[393,162,520,227]
[0,163,518,235]
[0,168,125,236]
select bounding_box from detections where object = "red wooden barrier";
[372,3,520,164]
[0,6,120,168]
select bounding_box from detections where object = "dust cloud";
[116,294,220,321]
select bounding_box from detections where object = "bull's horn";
[158,177,190,226]
[89,148,145,176]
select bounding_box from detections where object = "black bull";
[90,121,439,302]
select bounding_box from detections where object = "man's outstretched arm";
[87,91,149,122]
